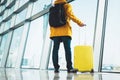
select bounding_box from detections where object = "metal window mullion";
[98,0,108,72]
[93,0,107,72]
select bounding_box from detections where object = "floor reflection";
[0,68,120,80]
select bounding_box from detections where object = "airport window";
[6,0,11,5]
[0,6,2,12]
[3,9,8,20]
[0,37,1,45]
[14,0,20,11]
[0,16,3,23]
[19,0,29,8]
[21,16,44,68]
[1,0,4,3]
[102,0,120,72]
[15,8,27,25]
[6,26,24,67]
[4,19,11,32]
[10,15,16,28]
[0,23,5,34]
[1,5,6,12]
[0,17,1,22]
[8,5,15,16]
[0,32,12,67]
[6,0,12,7]
[26,3,34,19]
[31,0,51,16]
[1,0,118,71]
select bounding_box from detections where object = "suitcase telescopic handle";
[79,26,87,45]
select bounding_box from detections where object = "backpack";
[49,3,66,27]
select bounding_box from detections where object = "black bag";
[49,3,66,27]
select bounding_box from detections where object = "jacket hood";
[54,0,67,4]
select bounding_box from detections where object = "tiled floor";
[0,68,120,80]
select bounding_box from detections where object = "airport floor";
[0,68,120,80]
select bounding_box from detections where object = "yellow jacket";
[50,0,84,38]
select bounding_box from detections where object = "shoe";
[67,69,78,73]
[54,69,59,73]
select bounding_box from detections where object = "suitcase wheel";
[90,69,94,73]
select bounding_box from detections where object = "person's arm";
[66,4,86,27]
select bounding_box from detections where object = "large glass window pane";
[48,0,97,69]
[0,37,1,45]
[71,0,97,46]
[26,3,34,19]
[6,26,24,67]
[0,6,1,12]
[10,15,16,28]
[6,0,11,7]
[8,5,15,16]
[0,23,5,34]
[1,0,4,3]
[39,13,52,69]
[102,0,120,72]
[15,9,27,25]
[0,32,12,67]
[14,0,20,11]
[1,5,6,12]
[4,19,11,31]
[31,0,51,16]
[21,17,44,68]
[0,16,3,22]
[19,0,29,8]
[3,9,8,20]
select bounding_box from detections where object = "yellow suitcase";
[74,45,94,72]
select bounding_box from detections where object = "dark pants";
[52,36,73,70]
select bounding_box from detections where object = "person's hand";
[82,24,86,26]
[79,23,86,27]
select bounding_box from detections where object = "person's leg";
[62,36,73,70]
[52,37,61,72]
[62,36,78,73]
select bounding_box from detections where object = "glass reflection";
[0,69,7,80]
[5,69,22,80]
[22,70,41,80]
[2,69,120,80]
[74,74,94,80]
